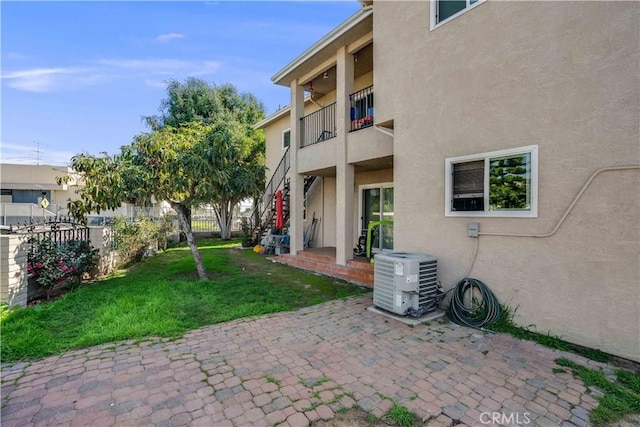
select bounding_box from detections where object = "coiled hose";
[447,278,501,329]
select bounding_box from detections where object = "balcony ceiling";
[272,9,373,88]
[306,42,373,97]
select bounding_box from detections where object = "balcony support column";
[289,79,305,255]
[336,47,355,266]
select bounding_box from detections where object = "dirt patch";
[606,414,640,427]
[312,409,380,427]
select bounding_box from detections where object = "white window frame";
[430,0,487,31]
[282,128,291,150]
[444,145,538,218]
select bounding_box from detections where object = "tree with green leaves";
[61,80,266,279]
[143,78,266,239]
[63,123,217,279]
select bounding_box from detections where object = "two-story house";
[255,1,639,362]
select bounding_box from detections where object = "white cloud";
[0,67,94,92]
[99,58,221,76]
[156,32,185,43]
[0,142,75,165]
[143,79,168,89]
[1,58,222,93]
[5,52,31,61]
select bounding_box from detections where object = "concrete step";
[270,254,373,288]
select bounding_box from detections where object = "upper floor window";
[431,0,485,29]
[282,129,291,150]
[445,145,538,217]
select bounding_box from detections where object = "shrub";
[27,237,98,298]
[240,217,254,247]
[113,214,175,266]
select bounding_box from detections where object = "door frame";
[357,182,394,253]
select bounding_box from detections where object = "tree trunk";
[215,201,234,240]
[253,196,260,231]
[178,207,192,242]
[172,203,208,280]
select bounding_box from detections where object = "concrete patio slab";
[366,306,446,326]
[1,295,611,426]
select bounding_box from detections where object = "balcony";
[300,103,337,148]
[350,85,373,132]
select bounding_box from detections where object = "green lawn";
[0,238,368,362]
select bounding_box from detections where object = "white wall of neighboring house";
[0,163,154,224]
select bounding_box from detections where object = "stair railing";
[251,147,290,238]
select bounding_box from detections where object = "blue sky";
[1,1,361,165]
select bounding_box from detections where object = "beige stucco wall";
[304,177,327,248]
[263,68,373,182]
[320,177,337,248]
[375,1,640,360]
[264,114,292,184]
[0,235,29,307]
[347,126,393,165]
[303,169,394,250]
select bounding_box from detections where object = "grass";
[491,305,610,363]
[383,403,418,427]
[555,358,640,425]
[0,238,368,362]
[264,376,281,387]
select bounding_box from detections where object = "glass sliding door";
[361,184,394,253]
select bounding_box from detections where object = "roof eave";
[253,96,313,130]
[271,7,373,86]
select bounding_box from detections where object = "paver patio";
[2,295,606,426]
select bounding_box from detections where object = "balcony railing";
[350,85,374,132]
[300,103,336,148]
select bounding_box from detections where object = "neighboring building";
[0,163,154,225]
[0,163,80,224]
[255,1,639,362]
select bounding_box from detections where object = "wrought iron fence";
[300,103,337,148]
[190,209,245,233]
[8,216,90,257]
[350,85,374,132]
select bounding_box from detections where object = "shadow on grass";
[1,238,368,363]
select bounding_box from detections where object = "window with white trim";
[282,129,291,150]
[445,145,538,217]
[431,0,485,29]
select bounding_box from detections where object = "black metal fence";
[350,85,374,132]
[8,216,90,256]
[300,102,337,148]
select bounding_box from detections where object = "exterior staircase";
[251,147,316,244]
[270,247,374,288]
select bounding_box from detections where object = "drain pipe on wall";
[461,165,640,277]
[374,124,394,138]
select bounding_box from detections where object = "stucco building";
[254,1,640,362]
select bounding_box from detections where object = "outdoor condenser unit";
[373,252,438,316]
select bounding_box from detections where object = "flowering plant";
[27,237,99,298]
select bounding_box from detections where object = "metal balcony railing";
[300,103,336,148]
[350,85,374,132]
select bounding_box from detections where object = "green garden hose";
[446,278,501,329]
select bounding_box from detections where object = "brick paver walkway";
[2,295,605,426]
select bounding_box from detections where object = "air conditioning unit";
[373,252,439,316]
